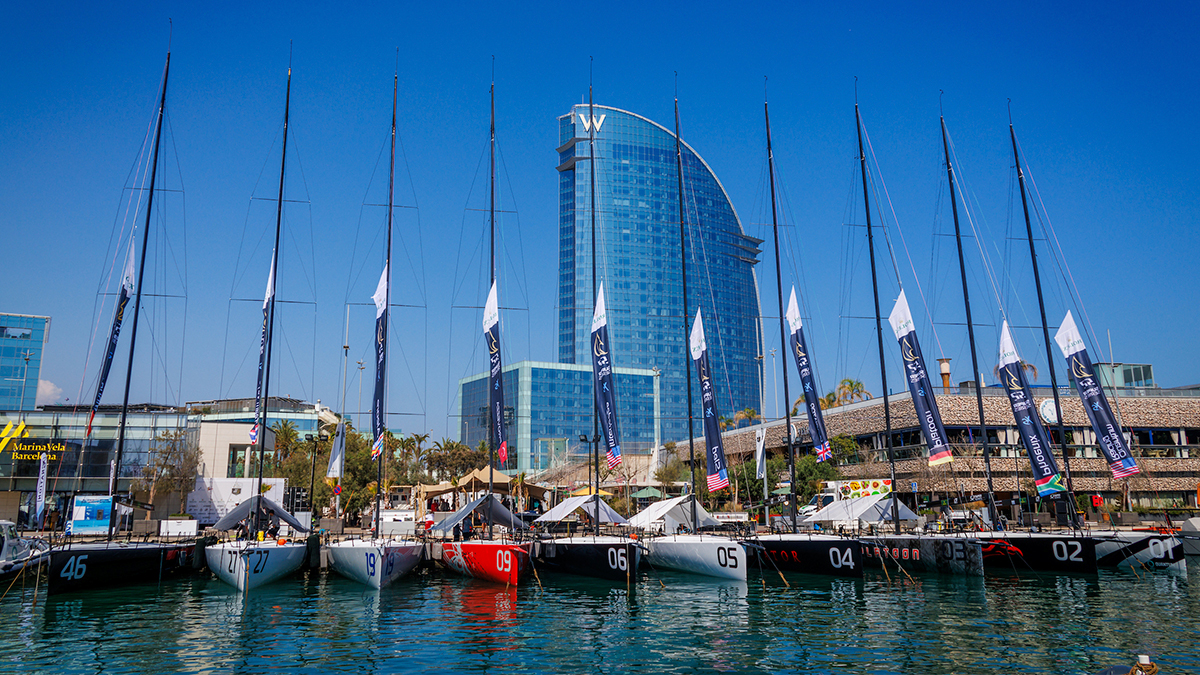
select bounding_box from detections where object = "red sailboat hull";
[440,540,533,585]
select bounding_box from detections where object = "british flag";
[249,423,259,444]
[816,441,832,462]
[371,433,385,460]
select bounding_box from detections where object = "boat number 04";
[828,547,855,569]
[365,551,395,577]
[716,546,739,568]
[1052,540,1084,562]
[607,547,628,571]
[59,554,89,579]
[496,549,514,573]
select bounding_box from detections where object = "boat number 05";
[716,546,739,568]
[607,547,628,571]
[496,549,513,573]
[1053,540,1084,562]
[828,547,855,569]
[59,554,89,580]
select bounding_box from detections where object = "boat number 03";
[59,554,89,580]
[828,547,855,569]
[365,551,395,577]
[1053,540,1084,562]
[716,546,739,568]
[607,547,628,571]
[496,549,513,573]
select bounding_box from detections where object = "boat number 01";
[1053,540,1084,562]
[496,549,513,573]
[607,547,628,571]
[59,554,89,580]
[828,547,855,569]
[1147,539,1167,559]
[716,546,739,568]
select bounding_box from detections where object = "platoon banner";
[371,263,388,459]
[1054,312,1140,479]
[483,281,508,465]
[590,283,622,469]
[690,310,729,492]
[786,287,832,461]
[888,290,953,466]
[250,253,275,445]
[999,321,1067,498]
[88,238,137,437]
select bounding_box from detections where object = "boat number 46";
[607,547,628,571]
[59,554,89,580]
[829,547,855,569]
[716,546,739,568]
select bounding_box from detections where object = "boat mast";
[588,75,601,536]
[1010,114,1078,527]
[855,100,900,534]
[940,114,999,526]
[673,96,698,531]
[487,75,496,535]
[107,51,169,541]
[374,69,397,539]
[764,98,797,531]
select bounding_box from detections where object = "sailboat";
[633,99,746,581]
[433,80,534,586]
[48,49,199,594]
[204,64,311,592]
[327,69,425,589]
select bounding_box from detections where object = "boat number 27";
[59,554,89,580]
[716,546,739,568]
[1053,540,1084,562]
[230,549,271,574]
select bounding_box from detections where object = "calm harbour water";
[1,560,1196,674]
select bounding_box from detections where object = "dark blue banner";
[249,255,274,446]
[371,264,388,459]
[1055,312,1140,479]
[484,281,508,465]
[786,288,831,461]
[999,322,1066,498]
[590,283,622,469]
[690,310,729,492]
[88,276,132,437]
[889,291,953,466]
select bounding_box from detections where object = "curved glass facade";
[557,105,762,442]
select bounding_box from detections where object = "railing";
[837,443,1196,465]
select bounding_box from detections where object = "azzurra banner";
[786,287,832,462]
[88,238,137,437]
[371,263,389,459]
[1055,311,1140,480]
[999,321,1067,498]
[590,282,623,469]
[483,281,508,465]
[690,310,729,492]
[250,253,275,445]
[889,290,953,466]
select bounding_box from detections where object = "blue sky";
[3,2,1197,439]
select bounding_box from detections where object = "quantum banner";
[250,253,275,445]
[371,263,388,459]
[1054,311,1140,479]
[483,281,508,465]
[786,287,832,461]
[690,310,729,492]
[88,239,136,437]
[889,290,953,466]
[999,321,1066,498]
[590,283,622,468]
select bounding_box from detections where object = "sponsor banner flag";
[483,281,508,465]
[88,238,137,437]
[888,290,954,466]
[590,283,623,469]
[35,452,48,528]
[371,263,388,460]
[754,428,766,480]
[250,253,275,444]
[786,287,832,462]
[690,310,729,492]
[999,321,1067,498]
[1055,312,1140,479]
[327,421,346,479]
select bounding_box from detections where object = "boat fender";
[193,535,218,570]
[304,534,321,569]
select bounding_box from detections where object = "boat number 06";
[496,549,513,573]
[828,547,855,569]
[59,554,89,580]
[716,546,739,568]
[1053,540,1084,562]
[607,547,628,571]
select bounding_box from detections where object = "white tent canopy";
[534,495,627,525]
[627,495,720,532]
[804,494,917,526]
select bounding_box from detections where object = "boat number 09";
[496,549,513,573]
[828,547,855,569]
[59,554,89,580]
[1053,540,1084,562]
[607,547,628,571]
[716,546,739,568]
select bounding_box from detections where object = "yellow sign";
[0,421,30,453]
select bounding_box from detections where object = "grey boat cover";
[431,494,528,533]
[212,495,309,533]
[534,495,628,525]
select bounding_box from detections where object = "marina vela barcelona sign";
[888,290,953,467]
[1,423,71,462]
[690,310,729,492]
[590,283,622,469]
[998,321,1067,498]
[1055,311,1140,480]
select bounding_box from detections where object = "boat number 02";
[716,546,739,568]
[496,549,513,573]
[59,554,89,580]
[607,547,628,571]
[828,547,855,569]
[1053,540,1084,562]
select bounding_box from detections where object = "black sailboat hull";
[537,538,641,581]
[977,532,1098,574]
[47,541,196,595]
[755,534,863,578]
[861,535,985,576]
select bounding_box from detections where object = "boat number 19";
[1053,540,1084,562]
[716,546,739,568]
[496,549,513,573]
[59,554,88,580]
[365,551,395,578]
[828,547,855,569]
[607,547,628,571]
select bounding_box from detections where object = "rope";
[1128,662,1158,675]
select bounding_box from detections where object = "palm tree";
[837,378,871,404]
[994,360,1038,383]
[820,391,838,410]
[733,407,761,428]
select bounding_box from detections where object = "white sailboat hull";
[327,539,424,589]
[644,534,747,580]
[205,540,307,591]
[1093,531,1187,575]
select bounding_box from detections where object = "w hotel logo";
[0,421,30,452]
[578,112,605,134]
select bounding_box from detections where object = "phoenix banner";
[786,287,832,461]
[371,263,389,459]
[889,290,953,466]
[88,239,136,437]
[250,253,275,446]
[1055,311,1140,479]
[999,321,1067,498]
[590,283,622,469]
[483,281,508,465]
[690,310,729,492]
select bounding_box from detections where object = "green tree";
[135,429,201,518]
[730,455,788,506]
[733,407,761,428]
[830,433,859,464]
[793,454,840,504]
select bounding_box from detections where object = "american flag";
[606,447,622,469]
[1110,461,1140,479]
[707,472,728,492]
[371,433,385,460]
[816,441,832,462]
[249,423,259,444]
